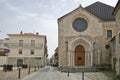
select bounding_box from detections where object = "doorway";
[74,45,85,66]
[17,59,23,67]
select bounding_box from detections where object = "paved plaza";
[22,66,115,80]
[0,66,116,80]
[0,67,35,80]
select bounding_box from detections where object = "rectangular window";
[31,40,35,47]
[30,49,34,54]
[19,40,23,46]
[107,30,112,38]
[19,49,22,54]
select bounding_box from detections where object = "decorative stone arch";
[68,37,93,66]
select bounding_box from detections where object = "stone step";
[61,66,99,73]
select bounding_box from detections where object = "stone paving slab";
[84,72,114,80]
[0,66,115,80]
[22,67,115,80]
[22,69,92,80]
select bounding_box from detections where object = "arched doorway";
[75,45,85,66]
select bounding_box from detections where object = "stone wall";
[115,7,120,75]
[8,57,43,67]
[58,6,116,67]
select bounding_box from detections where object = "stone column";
[91,52,93,66]
[72,52,74,66]
[98,50,100,65]
[118,57,120,75]
[85,52,88,66]
[68,52,71,66]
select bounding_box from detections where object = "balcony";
[4,43,43,49]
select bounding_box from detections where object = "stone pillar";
[85,52,90,66]
[118,57,120,75]
[68,52,71,66]
[91,52,93,66]
[85,52,88,66]
[98,50,100,65]
[72,52,74,66]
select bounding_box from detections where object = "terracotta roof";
[85,1,115,21]
[7,33,46,37]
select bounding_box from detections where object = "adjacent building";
[50,47,58,66]
[58,2,116,68]
[113,0,120,75]
[0,32,47,67]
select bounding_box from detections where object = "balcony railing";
[4,43,43,49]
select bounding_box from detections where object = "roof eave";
[58,6,82,21]
[113,0,120,15]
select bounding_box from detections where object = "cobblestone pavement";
[84,72,114,80]
[22,66,115,80]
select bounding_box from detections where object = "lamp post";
[65,41,68,65]
[40,57,42,68]
[93,42,96,66]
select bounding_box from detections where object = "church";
[58,2,116,68]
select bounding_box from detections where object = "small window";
[31,40,35,47]
[31,49,34,54]
[19,40,23,46]
[107,30,112,38]
[19,49,22,54]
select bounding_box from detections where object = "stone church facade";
[58,2,116,67]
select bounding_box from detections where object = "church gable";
[58,6,100,22]
[58,5,102,37]
[58,1,115,21]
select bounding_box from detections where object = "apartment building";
[0,32,47,67]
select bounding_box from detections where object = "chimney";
[36,32,39,35]
[20,31,23,34]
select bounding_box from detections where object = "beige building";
[0,32,47,67]
[113,0,120,75]
[58,2,116,68]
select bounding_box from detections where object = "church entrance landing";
[75,45,85,66]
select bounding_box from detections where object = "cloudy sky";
[0,0,118,58]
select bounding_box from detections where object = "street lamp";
[65,41,68,65]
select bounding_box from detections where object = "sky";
[0,0,118,58]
